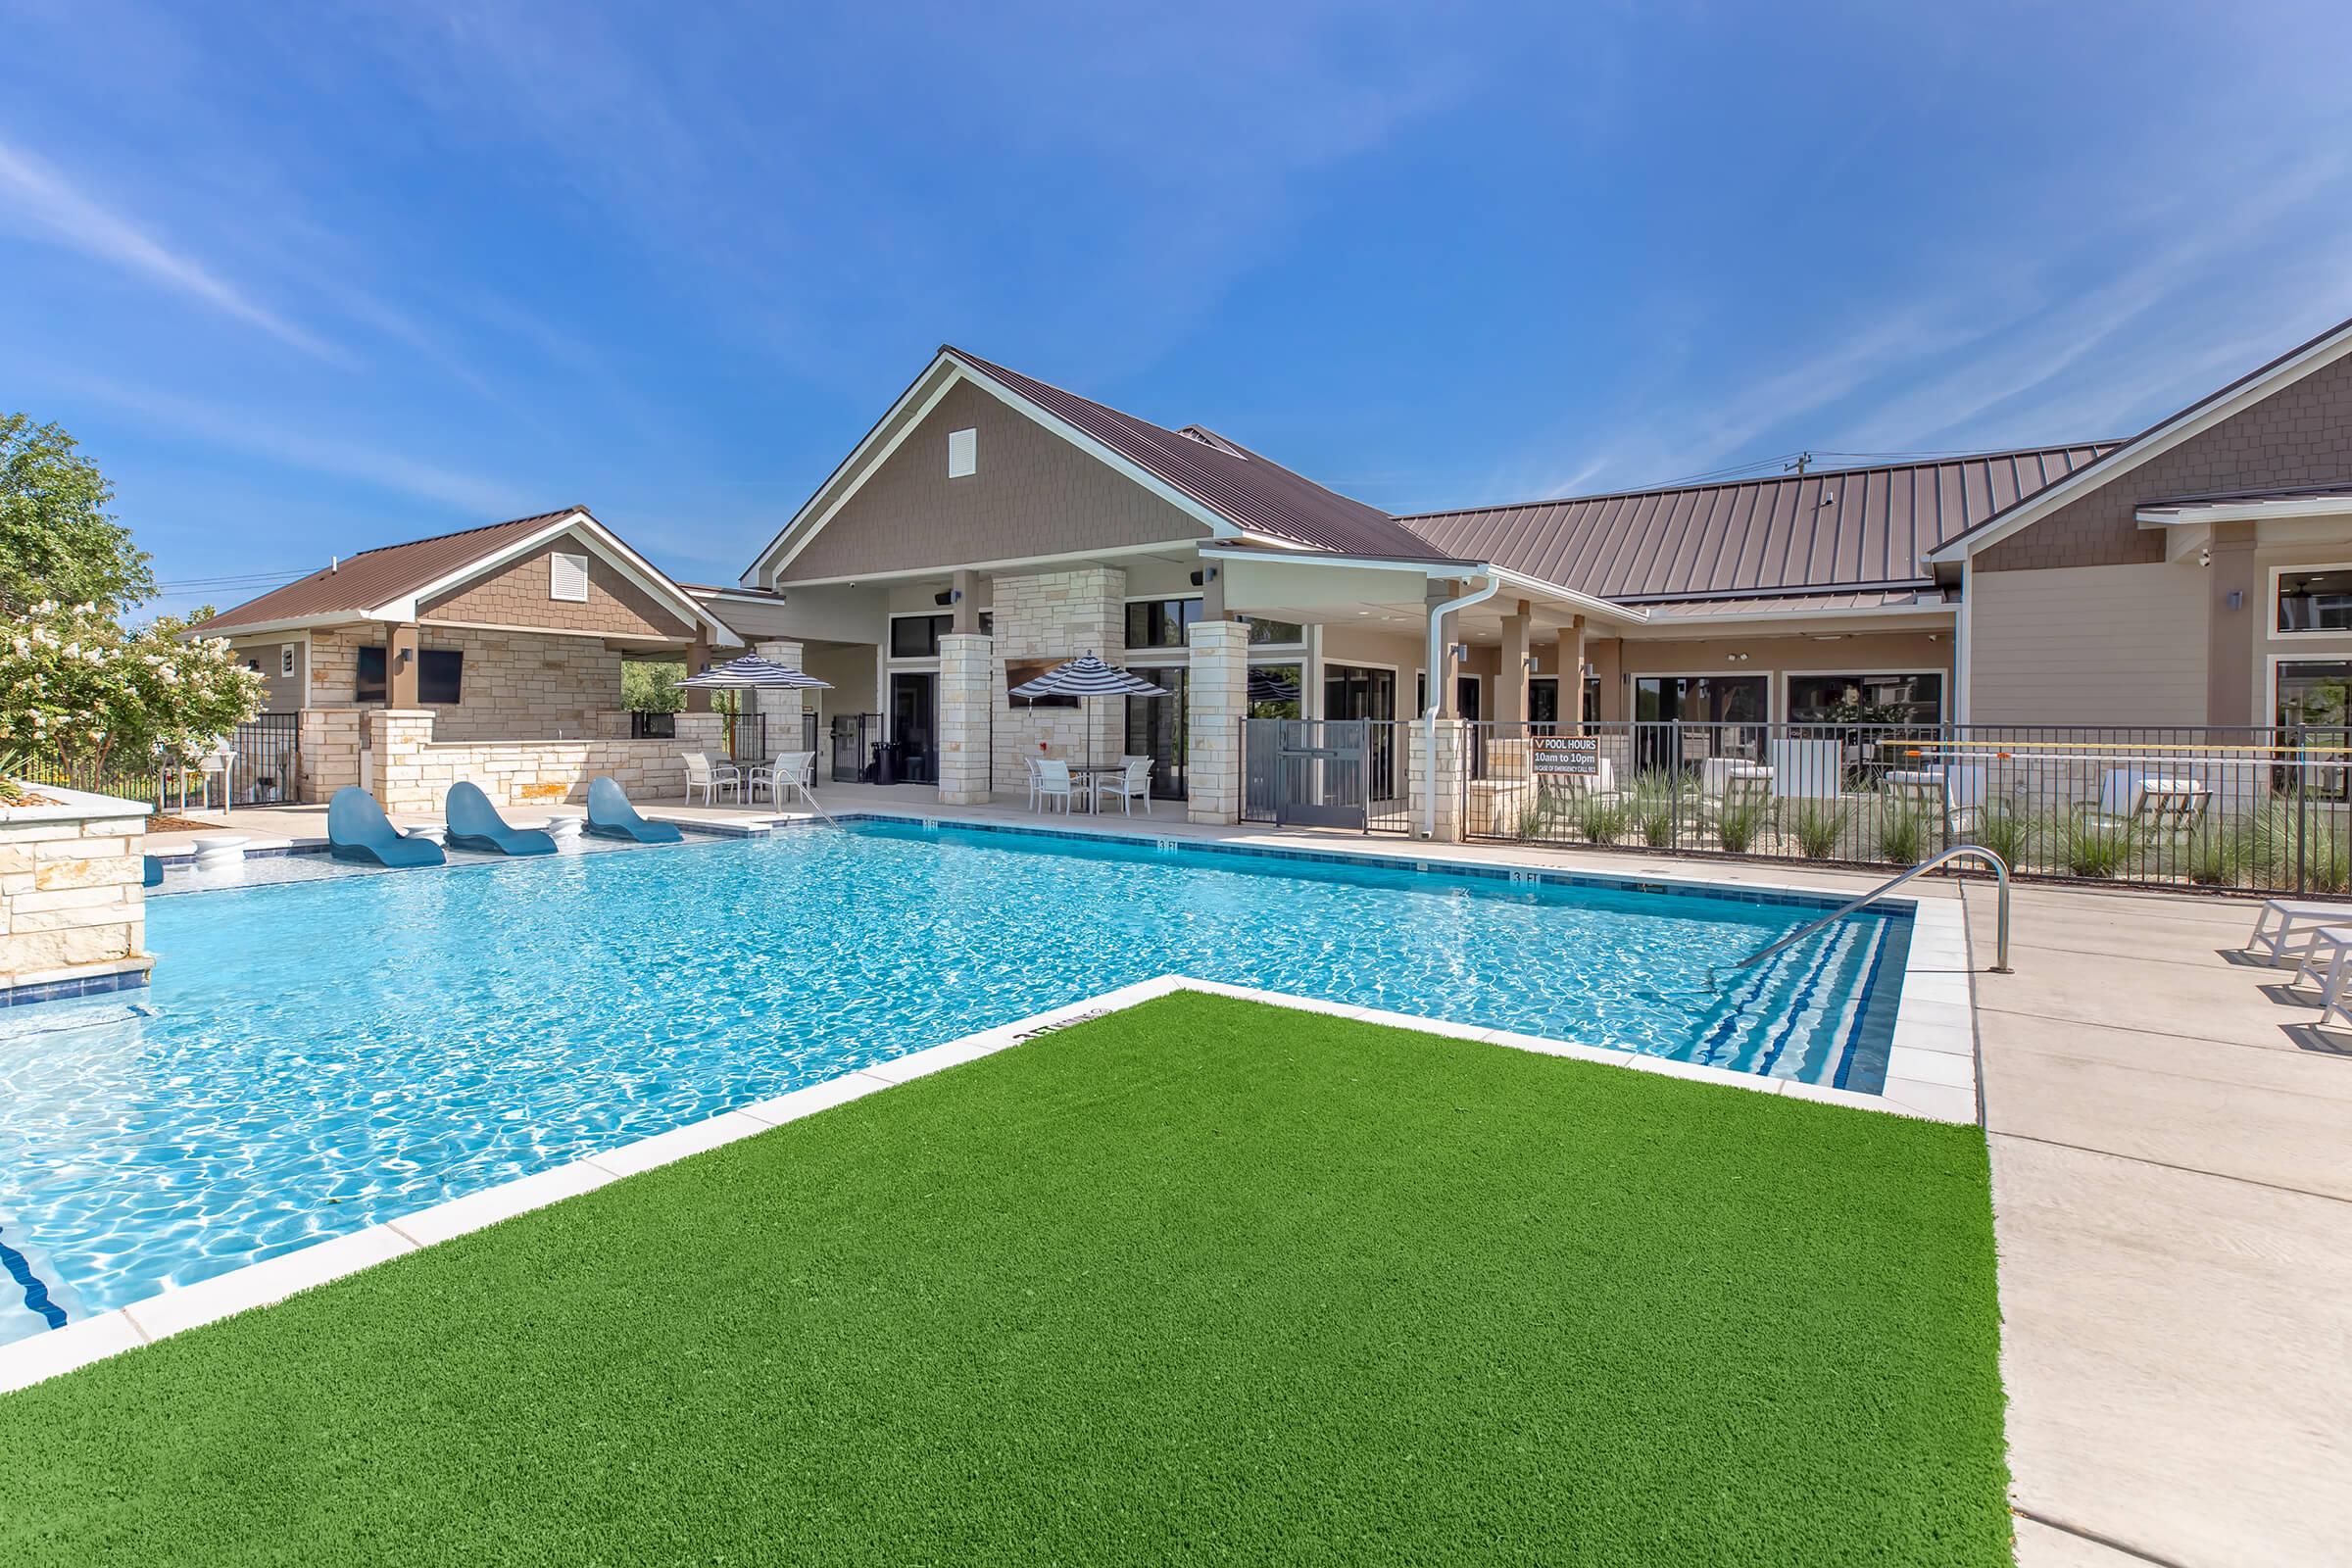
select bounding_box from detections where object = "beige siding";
[776,379,1209,583]
[230,637,306,712]
[1969,564,2208,724]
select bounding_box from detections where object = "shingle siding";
[1981,350,2352,572]
[776,380,1209,583]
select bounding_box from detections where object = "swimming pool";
[0,820,1910,1342]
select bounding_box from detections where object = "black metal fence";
[1461,720,2352,895]
[14,713,303,809]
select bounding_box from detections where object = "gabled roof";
[1394,445,2118,602]
[191,507,739,644]
[1925,310,2352,563]
[946,350,1451,560]
[746,347,1472,583]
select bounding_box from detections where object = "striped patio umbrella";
[1009,654,1168,771]
[673,655,833,691]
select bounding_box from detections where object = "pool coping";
[0,820,1977,1393]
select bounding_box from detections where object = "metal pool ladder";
[1714,846,2012,990]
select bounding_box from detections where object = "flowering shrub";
[0,601,266,777]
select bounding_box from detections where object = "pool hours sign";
[1531,735,1600,776]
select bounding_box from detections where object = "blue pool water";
[0,821,1908,1341]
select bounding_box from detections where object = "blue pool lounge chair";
[142,855,164,888]
[326,787,446,867]
[584,777,683,844]
[444,782,557,857]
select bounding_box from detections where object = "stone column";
[366,709,438,817]
[1560,617,1588,733]
[0,786,152,1000]
[753,639,806,758]
[1406,718,1468,842]
[1497,602,1531,723]
[387,621,420,708]
[298,709,364,803]
[937,632,995,805]
[1186,618,1250,825]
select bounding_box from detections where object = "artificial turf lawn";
[0,993,2010,1565]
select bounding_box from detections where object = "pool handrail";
[1721,845,2010,983]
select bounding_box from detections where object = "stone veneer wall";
[989,566,1126,788]
[297,709,364,804]
[1184,619,1250,825]
[309,624,636,742]
[0,786,151,998]
[367,710,724,816]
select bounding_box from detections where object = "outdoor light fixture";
[2228,589,2245,611]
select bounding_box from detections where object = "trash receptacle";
[872,740,903,787]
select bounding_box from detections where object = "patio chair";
[751,751,819,809]
[1092,758,1153,815]
[1034,758,1076,815]
[443,782,558,857]
[326,786,446,868]
[681,751,741,806]
[2082,768,2211,834]
[2246,898,2352,965]
[2292,926,2352,1030]
[1022,755,1044,810]
[1769,739,1841,802]
[584,777,684,844]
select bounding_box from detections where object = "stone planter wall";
[0,784,152,1003]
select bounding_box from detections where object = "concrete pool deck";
[140,788,2351,1564]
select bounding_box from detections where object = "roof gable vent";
[550,550,590,603]
[947,427,977,478]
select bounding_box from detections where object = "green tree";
[0,415,154,615]
[623,660,686,713]
[0,603,265,777]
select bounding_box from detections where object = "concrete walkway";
[1965,881,2352,1567]
[138,787,2348,1563]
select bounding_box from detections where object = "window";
[1786,672,1942,726]
[2277,567,2352,633]
[1126,598,1201,649]
[889,612,992,658]
[356,645,387,702]
[947,427,977,478]
[419,649,464,705]
[279,644,295,678]
[550,551,590,603]
[1244,615,1304,646]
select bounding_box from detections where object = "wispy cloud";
[0,135,342,362]
[45,369,539,515]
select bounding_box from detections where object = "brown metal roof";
[945,349,1464,563]
[1395,446,2121,601]
[1641,587,1954,620]
[191,508,587,634]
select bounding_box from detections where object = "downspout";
[1422,570,1503,839]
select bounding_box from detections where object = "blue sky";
[5,0,2351,619]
